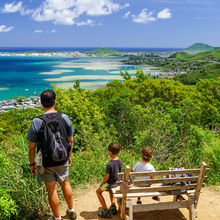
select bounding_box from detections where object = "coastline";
[0,96,41,113]
[0,50,177,58]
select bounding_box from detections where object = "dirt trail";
[57,186,220,220]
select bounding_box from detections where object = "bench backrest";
[116,162,208,195]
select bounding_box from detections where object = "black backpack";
[37,112,71,167]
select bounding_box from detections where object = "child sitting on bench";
[133,147,160,204]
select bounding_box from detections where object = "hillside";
[193,48,220,61]
[185,43,215,51]
[169,51,192,59]
[85,48,118,55]
[171,48,220,61]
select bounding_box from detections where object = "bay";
[0,56,138,100]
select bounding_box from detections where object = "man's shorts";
[37,161,69,183]
[99,183,116,192]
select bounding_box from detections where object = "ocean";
[0,47,182,100]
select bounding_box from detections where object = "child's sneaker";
[98,209,111,218]
[66,209,77,220]
[137,200,142,204]
[109,204,117,215]
[152,196,160,201]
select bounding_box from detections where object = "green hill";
[185,43,214,51]
[85,48,118,54]
[193,48,220,61]
[169,51,193,59]
[171,48,220,61]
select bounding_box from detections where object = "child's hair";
[108,142,120,155]
[141,147,153,162]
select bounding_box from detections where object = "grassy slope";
[172,48,220,61]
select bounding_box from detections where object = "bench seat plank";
[116,176,207,186]
[115,184,205,194]
[117,169,202,178]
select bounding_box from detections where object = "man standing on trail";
[27,89,77,220]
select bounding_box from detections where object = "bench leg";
[126,199,133,220]
[117,198,122,212]
[188,194,197,220]
[173,195,178,201]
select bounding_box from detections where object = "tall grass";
[203,136,220,184]
[0,135,49,219]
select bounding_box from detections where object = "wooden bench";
[113,162,208,220]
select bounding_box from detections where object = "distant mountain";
[185,43,215,52]
[85,48,118,54]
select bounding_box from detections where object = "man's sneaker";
[137,200,142,204]
[109,204,117,215]
[66,209,77,220]
[98,209,111,218]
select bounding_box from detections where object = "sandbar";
[55,60,130,71]
[0,87,10,91]
[44,75,126,82]
[39,69,74,75]
[54,81,109,89]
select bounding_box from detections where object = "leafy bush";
[0,188,17,219]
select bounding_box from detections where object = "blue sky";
[0,0,219,48]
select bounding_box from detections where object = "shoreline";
[0,96,41,113]
[0,51,176,58]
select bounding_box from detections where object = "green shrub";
[0,188,17,219]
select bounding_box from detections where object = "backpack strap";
[38,112,62,123]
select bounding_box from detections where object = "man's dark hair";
[108,142,120,155]
[40,89,56,108]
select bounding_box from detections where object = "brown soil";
[56,186,220,220]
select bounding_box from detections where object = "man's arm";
[68,136,74,165]
[29,142,37,176]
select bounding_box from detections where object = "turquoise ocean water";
[0,56,136,100]
[0,47,183,100]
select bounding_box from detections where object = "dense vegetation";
[0,73,220,219]
[85,48,119,56]
[122,48,220,85]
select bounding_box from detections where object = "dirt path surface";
[57,186,220,220]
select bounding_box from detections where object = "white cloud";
[1,1,23,13]
[132,9,156,24]
[0,25,14,32]
[35,29,43,33]
[31,0,129,25]
[76,19,94,26]
[51,29,56,32]
[1,1,34,16]
[123,11,131,19]
[157,8,172,19]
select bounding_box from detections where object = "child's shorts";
[99,183,115,192]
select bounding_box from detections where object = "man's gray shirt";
[27,112,74,143]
